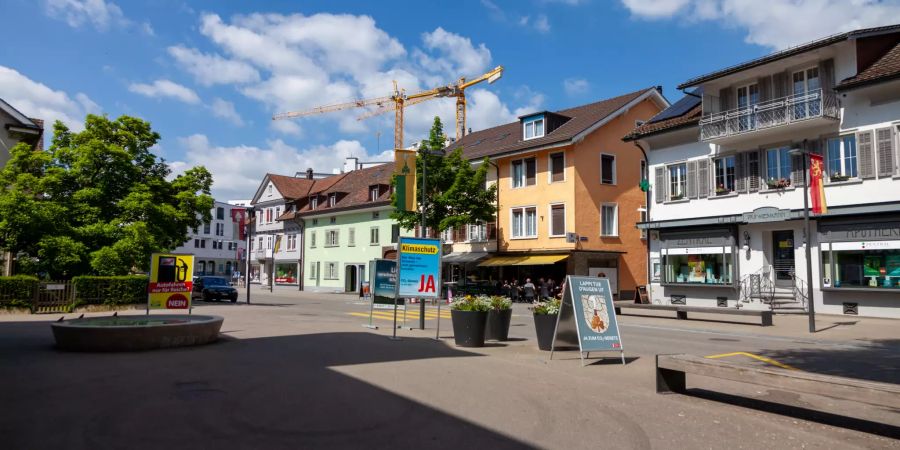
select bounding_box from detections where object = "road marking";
[348,311,451,321]
[705,351,799,370]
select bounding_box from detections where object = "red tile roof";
[294,164,394,217]
[452,88,659,160]
[267,174,316,200]
[837,41,900,90]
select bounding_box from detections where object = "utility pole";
[419,148,427,330]
[245,207,253,305]
[790,144,816,333]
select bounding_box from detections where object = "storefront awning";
[478,254,569,267]
[443,252,490,264]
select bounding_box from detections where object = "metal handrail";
[739,266,775,308]
[700,89,840,141]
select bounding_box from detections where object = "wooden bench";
[656,354,900,409]
[614,302,773,326]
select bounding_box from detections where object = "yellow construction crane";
[271,65,503,148]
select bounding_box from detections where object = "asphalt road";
[1,289,897,449]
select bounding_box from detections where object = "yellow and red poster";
[394,149,417,212]
[148,253,194,310]
[810,153,828,215]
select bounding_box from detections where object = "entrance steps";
[768,287,807,314]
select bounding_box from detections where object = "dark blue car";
[192,276,238,303]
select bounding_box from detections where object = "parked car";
[192,276,238,302]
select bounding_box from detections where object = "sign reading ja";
[396,237,442,298]
[148,253,194,310]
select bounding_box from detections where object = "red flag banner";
[809,154,828,215]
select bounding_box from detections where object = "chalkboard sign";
[635,285,649,304]
[551,276,625,366]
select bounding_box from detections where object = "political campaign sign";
[396,237,442,299]
[148,253,194,310]
[551,275,625,366]
[370,259,404,310]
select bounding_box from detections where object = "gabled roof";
[267,174,316,200]
[0,98,41,130]
[294,164,393,217]
[678,24,900,89]
[837,41,900,91]
[623,93,702,141]
[452,87,667,160]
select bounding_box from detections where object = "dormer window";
[369,185,379,202]
[310,196,318,210]
[328,193,337,207]
[523,116,544,140]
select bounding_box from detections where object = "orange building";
[452,88,667,299]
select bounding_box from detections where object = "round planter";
[451,309,488,348]
[485,309,512,341]
[533,313,558,351]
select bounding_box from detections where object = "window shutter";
[858,130,875,179]
[735,152,747,192]
[697,159,709,198]
[772,72,787,99]
[747,151,761,192]
[718,88,732,112]
[791,153,805,187]
[654,167,665,203]
[876,128,894,178]
[757,76,772,102]
[687,160,698,198]
[818,59,835,92]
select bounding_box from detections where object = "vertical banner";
[809,153,828,215]
[551,275,625,366]
[394,149,417,212]
[396,237,442,298]
[148,253,194,310]
[370,259,404,310]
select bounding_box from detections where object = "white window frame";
[325,262,338,280]
[548,152,566,183]
[714,155,736,193]
[370,227,380,245]
[309,262,317,280]
[325,229,339,247]
[667,163,687,201]
[370,186,379,202]
[548,203,566,237]
[348,228,355,247]
[523,117,545,140]
[309,231,316,248]
[600,153,617,185]
[510,158,536,188]
[510,206,538,239]
[328,193,337,207]
[600,203,619,237]
[826,134,858,181]
[310,196,318,210]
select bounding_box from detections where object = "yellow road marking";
[349,312,451,321]
[705,352,799,371]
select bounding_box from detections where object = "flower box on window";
[669,194,684,201]
[715,184,730,196]
[829,173,850,182]
[766,178,791,189]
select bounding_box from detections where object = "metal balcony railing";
[700,89,840,141]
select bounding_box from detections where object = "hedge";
[0,275,39,308]
[72,275,149,306]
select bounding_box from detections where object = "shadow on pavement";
[0,319,535,450]
[759,339,900,384]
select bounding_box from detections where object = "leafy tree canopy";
[391,117,497,233]
[0,114,213,278]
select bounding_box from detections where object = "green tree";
[391,117,497,233]
[0,115,214,278]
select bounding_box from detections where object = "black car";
[192,276,238,302]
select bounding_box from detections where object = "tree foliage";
[0,115,213,278]
[391,117,497,233]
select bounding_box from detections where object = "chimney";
[343,157,359,173]
[306,168,314,180]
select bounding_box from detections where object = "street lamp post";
[789,145,817,333]
[245,206,254,305]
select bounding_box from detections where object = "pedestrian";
[523,278,536,302]
[539,277,550,300]
[547,278,557,297]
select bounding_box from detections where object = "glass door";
[772,230,796,286]
[736,83,759,131]
[792,67,820,119]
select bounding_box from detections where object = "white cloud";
[140,21,155,36]
[620,0,900,49]
[270,119,302,136]
[128,79,200,104]
[419,27,492,76]
[43,0,127,31]
[209,98,244,126]
[533,15,551,33]
[0,65,99,136]
[563,78,590,96]
[167,45,261,86]
[171,134,391,200]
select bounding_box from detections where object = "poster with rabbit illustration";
[550,276,624,366]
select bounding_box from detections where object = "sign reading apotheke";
[148,253,194,310]
[396,237,442,298]
[370,259,405,310]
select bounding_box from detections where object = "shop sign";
[660,231,733,248]
[551,276,625,366]
[820,222,900,242]
[742,207,794,223]
[396,237,442,299]
[148,253,193,310]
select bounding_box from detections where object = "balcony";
[700,89,840,143]
[255,248,272,260]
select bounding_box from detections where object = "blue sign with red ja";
[396,237,442,298]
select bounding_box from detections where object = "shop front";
[274,261,299,285]
[655,227,740,307]
[817,218,900,318]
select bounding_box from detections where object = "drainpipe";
[632,141,652,297]
[298,217,305,291]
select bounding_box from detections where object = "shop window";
[275,264,297,283]
[823,244,900,289]
[662,249,734,285]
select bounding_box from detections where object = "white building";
[625,25,900,319]
[172,200,247,278]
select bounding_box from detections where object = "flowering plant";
[450,295,491,312]
[531,298,560,315]
[487,295,512,311]
[767,178,791,189]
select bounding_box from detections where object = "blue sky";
[2,0,899,200]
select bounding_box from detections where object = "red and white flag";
[809,154,828,215]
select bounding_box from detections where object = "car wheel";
[202,291,211,302]
[230,297,237,303]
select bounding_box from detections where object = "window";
[216,207,224,220]
[328,217,335,224]
[370,227,380,245]
[792,67,820,119]
[328,193,337,207]
[348,228,355,246]
[194,239,200,248]
[640,209,648,239]
[312,218,318,225]
[325,262,338,280]
[523,117,544,140]
[257,237,263,250]
[310,196,318,210]
[823,244,900,290]
[511,206,537,238]
[549,152,565,182]
[265,208,272,223]
[310,231,316,248]
[511,157,536,188]
[215,223,224,236]
[601,154,616,184]
[325,230,339,247]
[766,147,792,184]
[736,83,759,130]
[275,206,282,220]
[267,236,273,249]
[199,239,206,249]
[826,134,858,181]
[372,212,380,219]
[663,250,734,285]
[468,222,487,242]
[714,156,736,194]
[309,262,317,280]
[203,222,211,234]
[391,224,400,243]
[369,185,380,201]
[549,204,565,237]
[287,234,297,251]
[600,204,618,237]
[267,184,272,194]
[667,163,687,201]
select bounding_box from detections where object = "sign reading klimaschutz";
[567,276,623,352]
[396,237,442,298]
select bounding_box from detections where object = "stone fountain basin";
[51,315,224,352]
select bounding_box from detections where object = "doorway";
[345,265,358,292]
[772,230,796,286]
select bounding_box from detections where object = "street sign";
[148,253,194,311]
[551,275,625,366]
[396,237,442,299]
